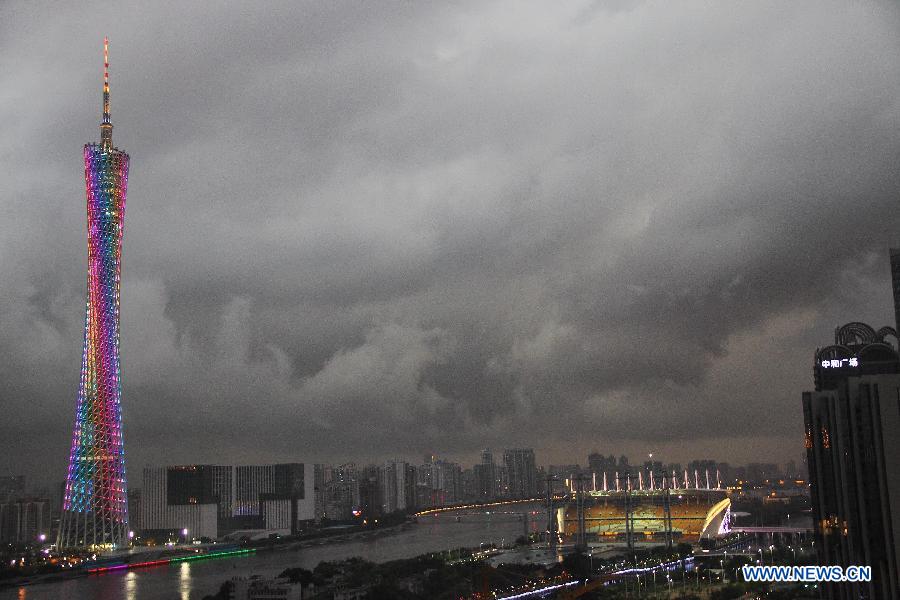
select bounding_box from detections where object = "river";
[2,504,547,600]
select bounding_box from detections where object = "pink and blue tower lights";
[58,38,130,548]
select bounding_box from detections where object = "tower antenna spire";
[100,36,113,149]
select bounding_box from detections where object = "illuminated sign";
[820,358,859,369]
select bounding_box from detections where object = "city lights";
[58,38,130,549]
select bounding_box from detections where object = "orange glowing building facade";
[558,489,730,543]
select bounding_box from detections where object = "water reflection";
[125,571,136,600]
[1,503,544,600]
[179,563,190,600]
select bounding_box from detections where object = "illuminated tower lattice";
[58,38,130,549]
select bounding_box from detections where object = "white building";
[235,465,275,517]
[381,460,408,513]
[140,467,217,540]
[261,464,315,532]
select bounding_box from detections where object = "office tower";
[803,322,900,599]
[891,248,900,331]
[59,39,131,549]
[503,449,537,499]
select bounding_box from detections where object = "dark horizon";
[2,1,900,487]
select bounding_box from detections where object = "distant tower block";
[891,248,900,331]
[58,38,130,549]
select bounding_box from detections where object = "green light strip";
[170,548,256,563]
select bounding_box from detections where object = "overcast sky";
[2,1,899,485]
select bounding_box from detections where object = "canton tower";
[58,38,130,549]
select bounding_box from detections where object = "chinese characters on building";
[820,357,859,369]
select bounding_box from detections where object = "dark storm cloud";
[2,0,900,479]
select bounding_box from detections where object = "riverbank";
[1,503,546,600]
[0,516,413,592]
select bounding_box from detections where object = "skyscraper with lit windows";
[803,322,900,598]
[58,38,130,549]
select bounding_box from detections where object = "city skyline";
[2,2,900,483]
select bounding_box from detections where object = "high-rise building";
[273,464,306,500]
[127,489,141,534]
[314,464,327,521]
[59,39,131,549]
[323,464,360,520]
[803,322,900,599]
[0,499,52,544]
[503,449,537,499]
[474,449,496,501]
[417,458,461,507]
[358,465,381,518]
[587,453,618,490]
[783,460,799,479]
[381,460,408,513]
[891,248,900,331]
[548,464,581,482]
[460,468,477,501]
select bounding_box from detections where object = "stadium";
[558,488,730,544]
